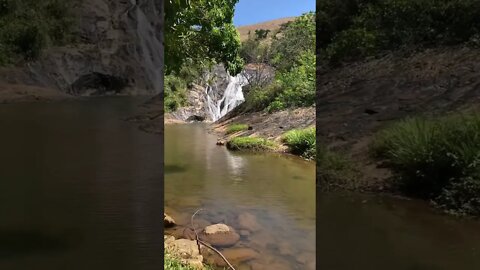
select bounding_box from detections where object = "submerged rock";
[200,223,240,247]
[237,212,261,232]
[203,247,260,267]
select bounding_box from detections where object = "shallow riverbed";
[165,123,316,269]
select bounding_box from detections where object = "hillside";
[317,46,480,190]
[237,17,296,41]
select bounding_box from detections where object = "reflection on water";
[318,193,480,270]
[0,98,163,270]
[165,123,315,269]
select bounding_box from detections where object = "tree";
[165,0,244,75]
[270,12,315,72]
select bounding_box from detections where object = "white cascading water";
[133,0,163,93]
[205,73,249,121]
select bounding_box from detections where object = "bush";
[372,113,480,215]
[319,0,480,64]
[317,145,358,191]
[282,126,316,159]
[226,123,249,134]
[239,13,316,113]
[0,0,74,64]
[226,136,276,151]
[164,73,188,112]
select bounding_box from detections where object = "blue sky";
[234,0,315,26]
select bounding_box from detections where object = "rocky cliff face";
[2,0,163,98]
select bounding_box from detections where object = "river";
[165,123,316,269]
[0,97,163,270]
[318,192,480,269]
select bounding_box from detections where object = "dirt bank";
[317,46,480,190]
[212,107,315,154]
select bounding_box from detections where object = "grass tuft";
[371,112,480,215]
[282,126,316,159]
[317,145,358,191]
[226,123,249,134]
[226,136,276,151]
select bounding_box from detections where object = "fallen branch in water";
[191,209,236,270]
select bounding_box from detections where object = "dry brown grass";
[236,17,296,41]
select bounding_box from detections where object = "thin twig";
[191,209,236,270]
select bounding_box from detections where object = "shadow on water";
[165,164,188,174]
[0,230,73,258]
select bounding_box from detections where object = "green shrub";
[0,0,74,64]
[317,145,358,191]
[226,123,249,134]
[242,83,282,112]
[319,0,480,64]
[282,126,316,159]
[164,74,188,112]
[372,113,480,215]
[226,136,276,151]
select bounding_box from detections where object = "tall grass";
[225,123,249,134]
[226,136,276,151]
[372,113,480,215]
[282,126,316,159]
[317,145,358,191]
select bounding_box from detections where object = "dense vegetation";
[0,0,74,65]
[317,145,358,191]
[282,127,316,159]
[164,0,244,111]
[226,136,276,151]
[240,12,316,112]
[372,112,480,215]
[318,0,480,65]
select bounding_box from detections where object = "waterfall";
[132,1,163,93]
[205,72,249,122]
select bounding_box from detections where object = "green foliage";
[164,74,188,112]
[239,38,270,64]
[372,113,480,215]
[226,123,249,134]
[282,126,316,159]
[165,0,244,75]
[270,12,315,72]
[317,145,358,191]
[164,63,204,112]
[268,50,316,111]
[240,13,316,113]
[254,29,270,40]
[242,82,283,112]
[0,0,74,65]
[319,0,480,64]
[226,136,276,151]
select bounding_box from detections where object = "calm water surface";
[318,193,480,269]
[0,98,162,270]
[164,124,316,270]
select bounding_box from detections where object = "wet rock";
[239,230,250,237]
[165,237,204,269]
[164,213,176,228]
[164,235,175,245]
[203,247,259,267]
[192,218,212,230]
[216,140,225,146]
[237,212,261,232]
[199,224,240,247]
[221,248,260,264]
